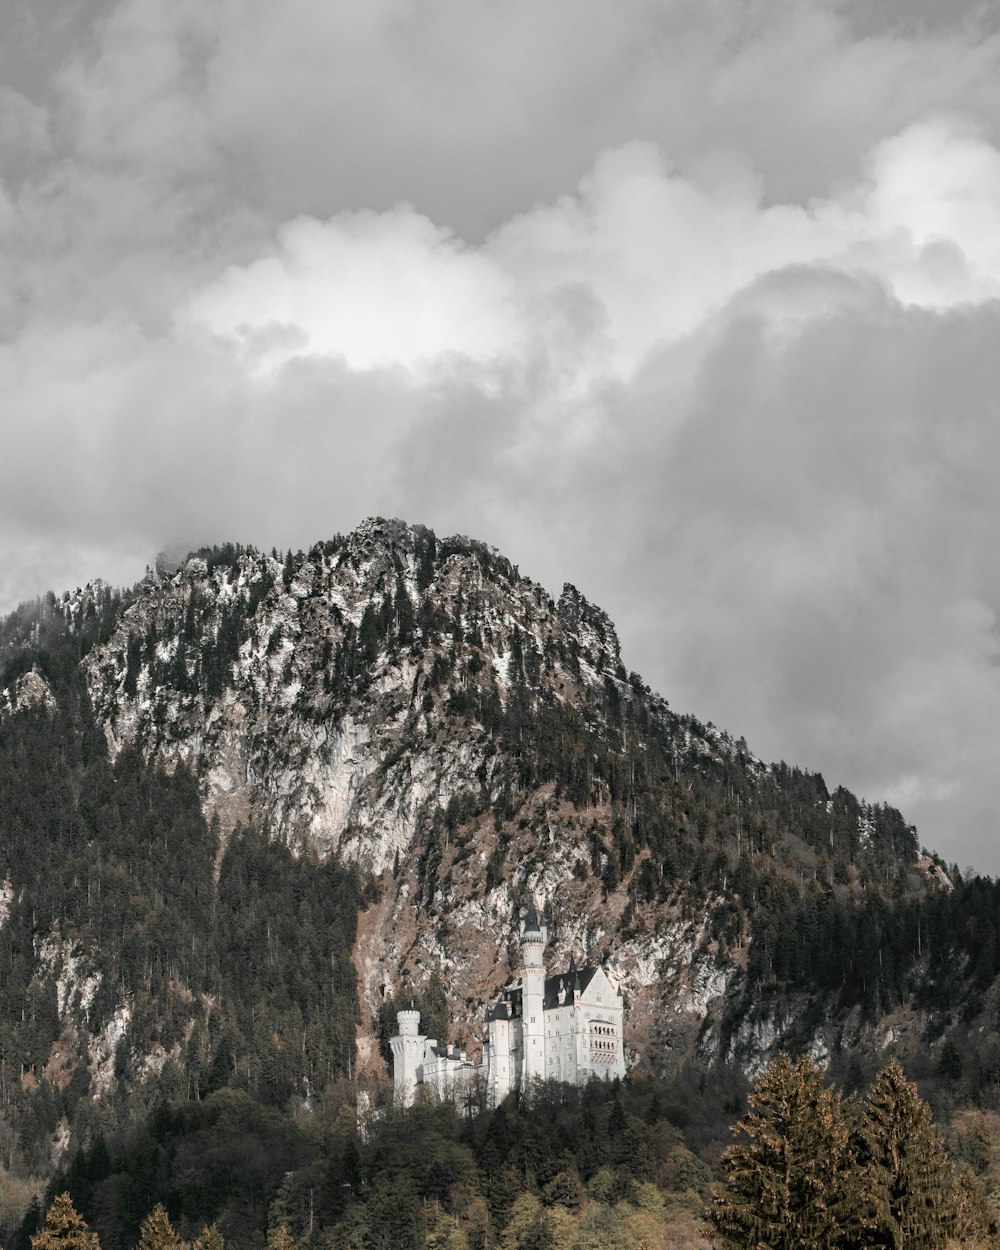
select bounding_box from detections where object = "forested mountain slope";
[1,517,999,1213]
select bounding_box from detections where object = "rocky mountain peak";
[0,665,56,716]
[80,520,631,873]
[557,582,622,668]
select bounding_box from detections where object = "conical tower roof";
[523,897,542,934]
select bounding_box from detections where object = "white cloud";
[186,208,519,374]
[186,117,1000,383]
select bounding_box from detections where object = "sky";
[2,0,1000,872]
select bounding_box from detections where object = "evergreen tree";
[856,1059,961,1250]
[499,1193,551,1250]
[31,1195,101,1250]
[136,1207,180,1250]
[709,1053,858,1250]
[193,1227,224,1250]
[952,1167,993,1247]
[265,1227,296,1250]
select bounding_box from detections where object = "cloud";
[186,208,519,374]
[5,0,1000,872]
[38,0,1000,239]
[628,291,1000,862]
[186,118,1000,379]
[0,88,50,167]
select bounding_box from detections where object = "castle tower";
[388,1008,425,1106]
[519,900,546,1087]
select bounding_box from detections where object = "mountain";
[1,517,998,1208]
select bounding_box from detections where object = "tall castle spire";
[524,896,541,933]
[519,898,546,1085]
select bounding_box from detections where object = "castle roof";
[486,964,609,1020]
[428,1042,471,1063]
[543,965,600,1009]
[523,898,542,934]
[487,986,522,1021]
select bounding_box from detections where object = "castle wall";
[543,1004,579,1084]
[487,1014,515,1104]
[574,969,625,1082]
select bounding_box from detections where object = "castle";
[389,902,625,1106]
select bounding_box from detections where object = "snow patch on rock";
[0,667,57,717]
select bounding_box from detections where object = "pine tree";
[31,1194,101,1250]
[136,1206,181,1250]
[952,1167,992,1247]
[266,1228,296,1250]
[856,1059,961,1249]
[193,1226,224,1250]
[709,1053,858,1250]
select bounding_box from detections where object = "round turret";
[396,1008,421,1036]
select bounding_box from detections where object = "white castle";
[389,901,625,1107]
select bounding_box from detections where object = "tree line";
[23,1056,999,1250]
[22,1075,714,1250]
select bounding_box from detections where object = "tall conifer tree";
[856,1059,961,1249]
[709,1053,858,1250]
[31,1194,101,1250]
[193,1226,225,1250]
[136,1206,181,1250]
[266,1228,297,1250]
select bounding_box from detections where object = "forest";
[18,1056,1000,1250]
[0,598,361,1224]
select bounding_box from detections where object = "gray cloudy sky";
[3,0,1000,870]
